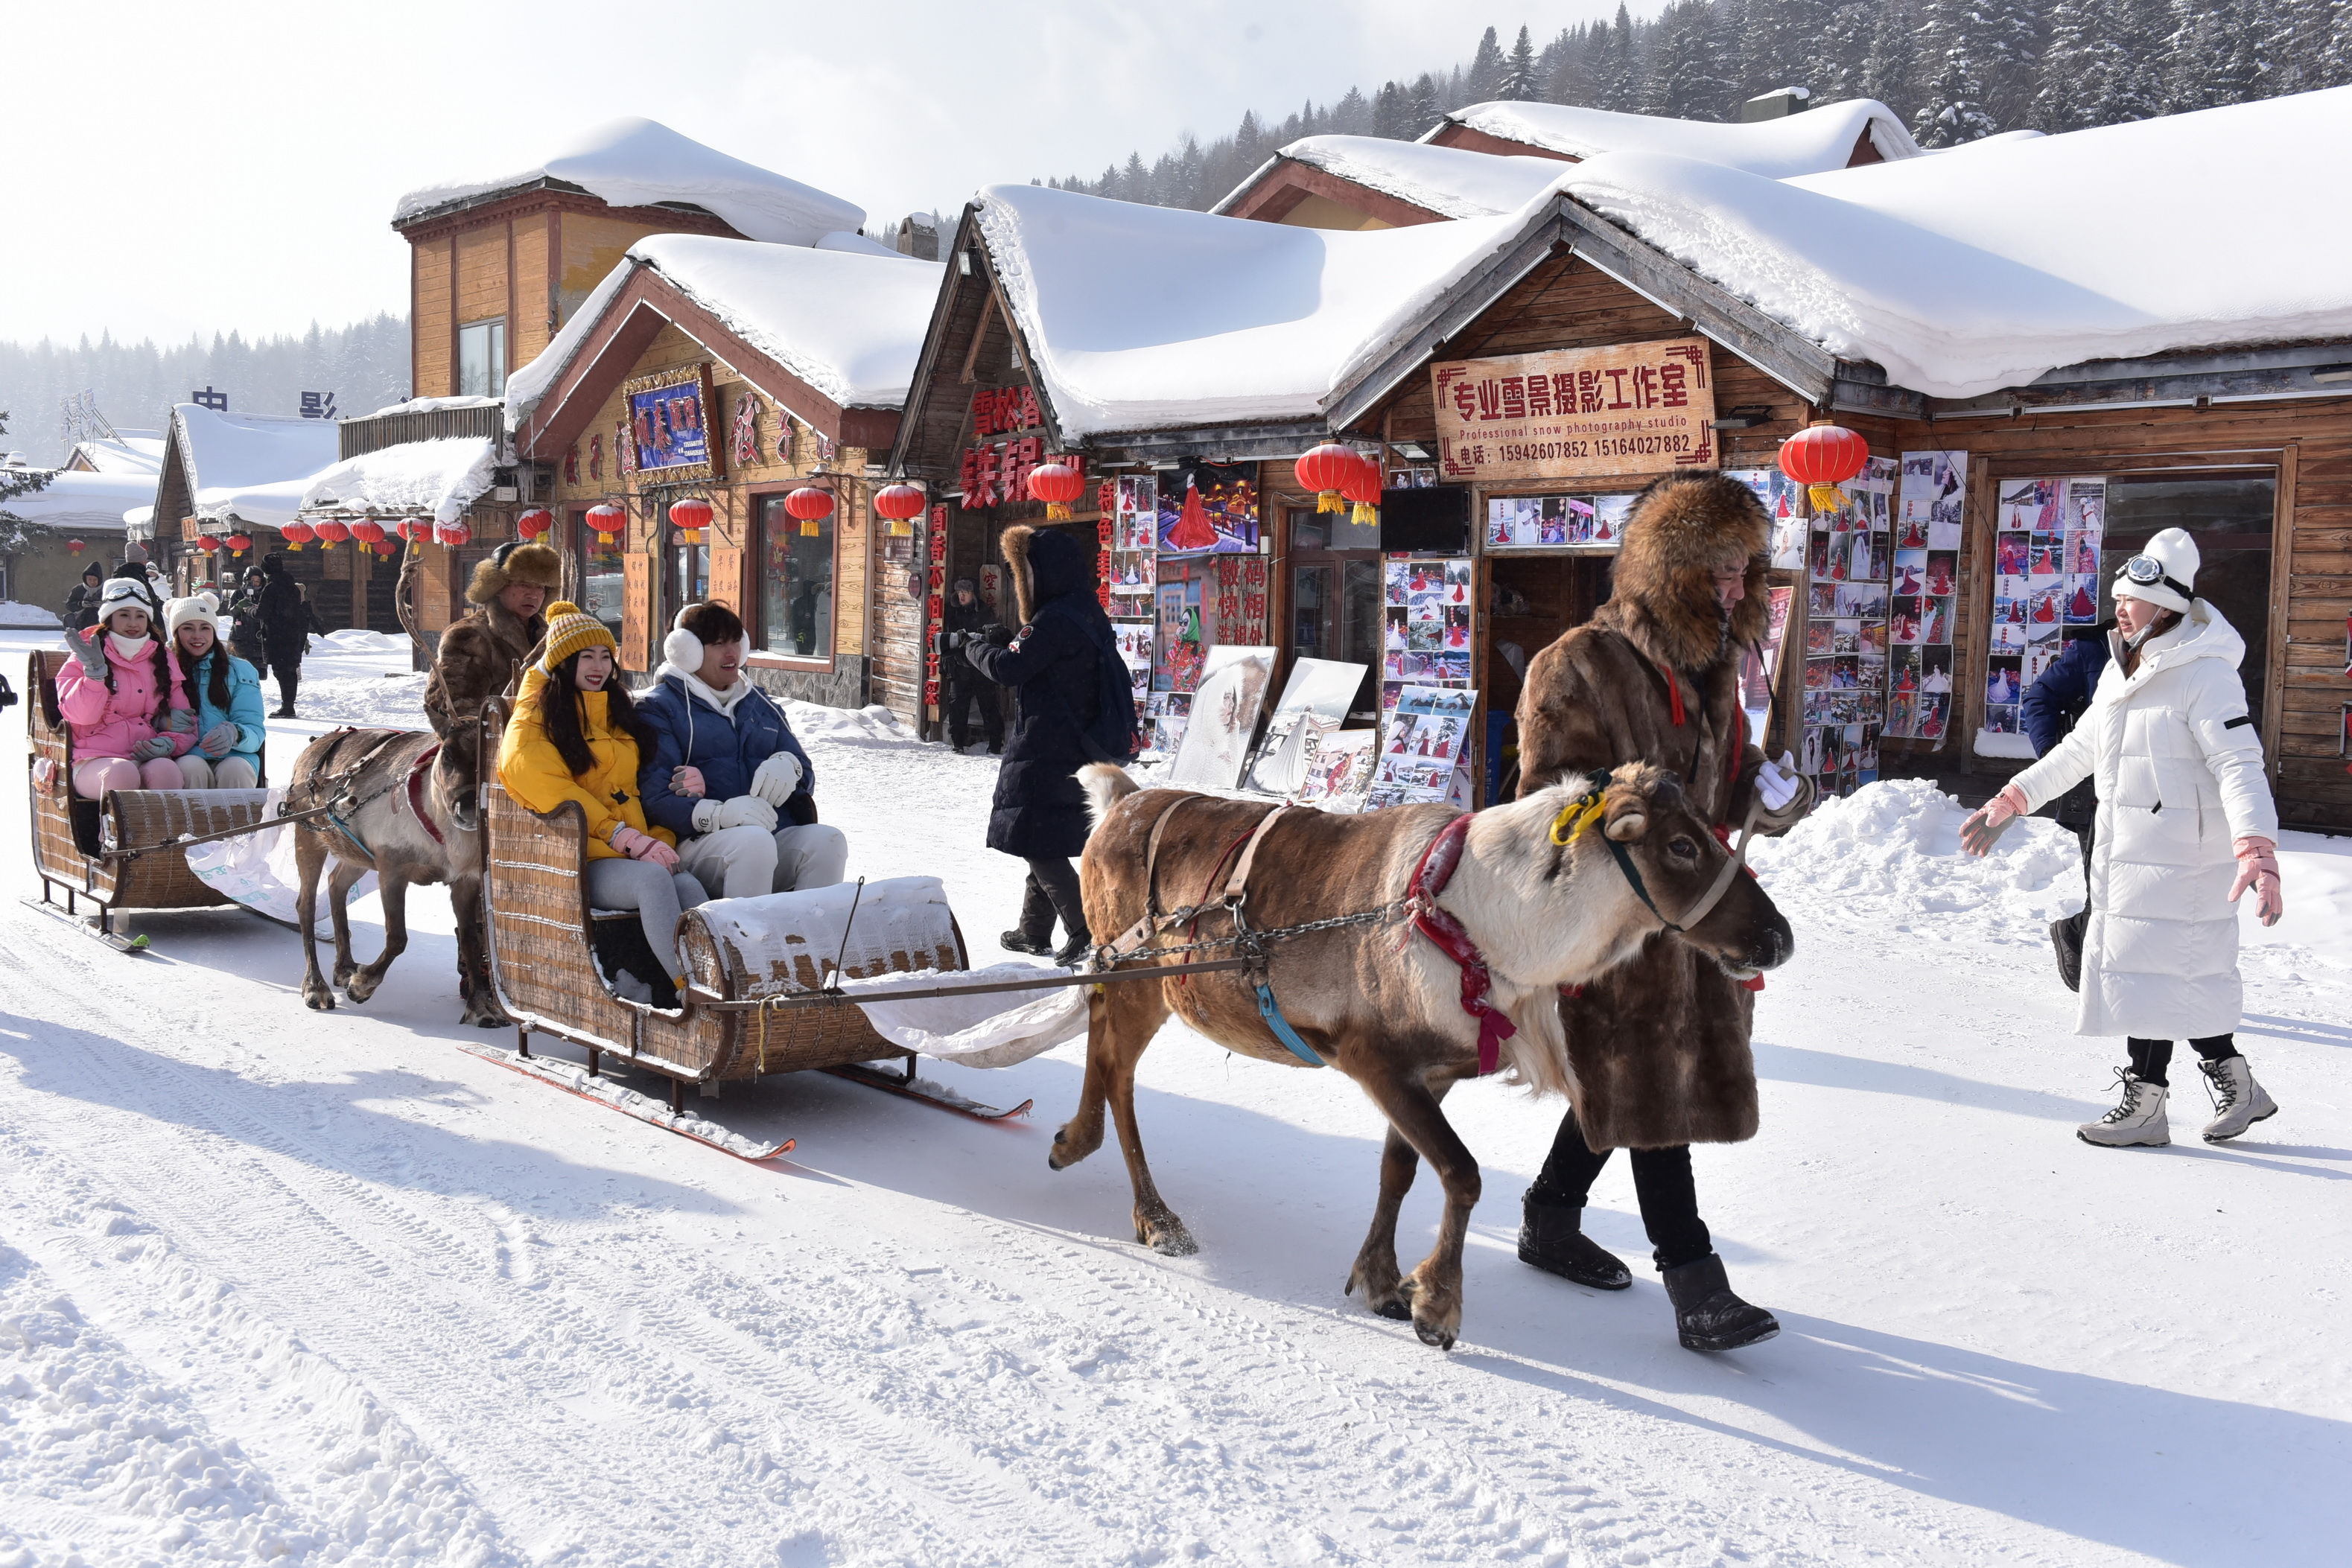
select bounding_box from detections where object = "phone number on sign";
[1493,433,1698,463]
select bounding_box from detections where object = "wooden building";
[1422,95,1915,169]
[504,235,942,708]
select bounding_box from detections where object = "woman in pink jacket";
[57,576,196,797]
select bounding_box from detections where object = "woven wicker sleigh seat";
[477,701,967,1092]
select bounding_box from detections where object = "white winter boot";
[2078,1071,2170,1147]
[2196,1055,2278,1143]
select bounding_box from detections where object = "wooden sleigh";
[24,651,272,948]
[475,699,1038,1126]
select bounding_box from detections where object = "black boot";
[1001,876,1057,956]
[1660,1254,1779,1352]
[1516,1194,1631,1290]
[1051,929,1095,968]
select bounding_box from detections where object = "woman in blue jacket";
[635,601,848,899]
[162,593,266,788]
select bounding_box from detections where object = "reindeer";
[1058,762,1792,1351]
[284,725,504,1026]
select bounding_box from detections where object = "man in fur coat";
[399,538,560,835]
[1513,471,1813,1352]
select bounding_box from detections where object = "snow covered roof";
[1215,136,1572,220]
[507,235,944,427]
[364,395,503,419]
[1438,98,1919,176]
[1556,87,2352,398]
[299,437,500,526]
[393,117,865,246]
[168,404,344,526]
[976,182,1548,439]
[0,469,155,532]
[67,432,165,477]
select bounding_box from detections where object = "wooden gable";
[1217,157,1444,230]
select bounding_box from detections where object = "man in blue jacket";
[636,602,848,899]
[2019,624,2110,988]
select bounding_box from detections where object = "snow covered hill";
[1,628,2345,1567]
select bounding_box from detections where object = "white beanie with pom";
[165,591,225,638]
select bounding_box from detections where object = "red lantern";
[67,538,86,555]
[225,532,252,557]
[372,539,399,558]
[435,517,471,548]
[1296,442,1360,514]
[515,507,553,541]
[1779,421,1870,514]
[1026,461,1084,520]
[350,519,385,546]
[668,496,714,544]
[314,519,351,550]
[585,502,626,548]
[784,486,834,539]
[873,482,924,538]
[195,534,220,554]
[281,521,315,552]
[1339,453,1383,527]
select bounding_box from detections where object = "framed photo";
[623,364,722,484]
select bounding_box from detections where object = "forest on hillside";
[1043,0,2352,210]
[0,315,410,466]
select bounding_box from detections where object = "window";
[572,509,626,640]
[457,319,506,397]
[758,494,834,660]
[670,538,709,625]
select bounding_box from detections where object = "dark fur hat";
[1605,472,1771,672]
[466,540,562,605]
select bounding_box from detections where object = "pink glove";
[1959,784,2030,857]
[611,825,680,868]
[670,765,706,799]
[2230,836,2283,927]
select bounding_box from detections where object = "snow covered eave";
[299,437,500,526]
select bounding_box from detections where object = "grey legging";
[586,857,708,979]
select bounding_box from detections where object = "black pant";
[946,677,1002,750]
[1531,1112,1713,1272]
[2128,1033,2240,1088]
[268,654,302,713]
[1018,855,1089,946]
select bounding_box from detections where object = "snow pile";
[1443,96,1919,174]
[0,601,60,628]
[301,436,499,526]
[1749,778,2083,934]
[507,238,942,427]
[689,876,963,1001]
[317,628,412,654]
[784,700,921,749]
[0,468,154,531]
[174,404,344,529]
[283,670,428,728]
[977,182,1540,436]
[363,394,501,420]
[1220,136,1571,220]
[66,431,165,477]
[394,116,864,246]
[1562,87,2352,397]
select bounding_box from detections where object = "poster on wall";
[1431,338,1717,485]
[624,366,719,482]
[1898,449,1968,552]
[1797,456,1894,796]
[1112,620,1154,705]
[1380,553,1474,695]
[1484,492,1633,549]
[1246,658,1370,795]
[1744,584,1795,743]
[1166,647,1277,789]
[1107,474,1158,616]
[1294,726,1379,810]
[1728,468,1811,570]
[1886,453,1961,743]
[1974,474,2107,756]
[1151,553,1270,692]
[1157,461,1260,555]
[1367,686,1479,810]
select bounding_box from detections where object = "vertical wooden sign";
[621,552,652,671]
[709,543,745,619]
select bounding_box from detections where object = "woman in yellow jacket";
[498,602,708,988]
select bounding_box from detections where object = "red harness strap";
[406,744,445,846]
[1404,816,1516,1077]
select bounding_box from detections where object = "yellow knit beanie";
[540,601,617,670]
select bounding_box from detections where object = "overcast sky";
[1,0,1625,348]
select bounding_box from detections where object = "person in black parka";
[964,524,1136,965]
[256,554,311,716]
[63,561,106,632]
[940,576,1005,754]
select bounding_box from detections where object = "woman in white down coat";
[1962,528,2285,1148]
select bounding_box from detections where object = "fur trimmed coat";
[1515,472,1780,1151]
[423,600,544,739]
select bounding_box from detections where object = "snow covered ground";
[1,626,2347,1567]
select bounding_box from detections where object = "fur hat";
[466,540,562,606]
[538,601,618,670]
[1607,472,1771,672]
[165,592,225,639]
[94,577,154,625]
[2113,526,2200,615]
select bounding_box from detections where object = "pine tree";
[1467,26,1507,102]
[1648,0,1736,118]
[1601,4,1642,110]
[2095,0,2175,121]
[1913,48,1999,144]
[1859,0,1927,124]
[2030,0,2111,130]
[1371,80,1409,138]
[1500,25,1540,99]
[1408,73,1443,135]
[1332,86,1372,134]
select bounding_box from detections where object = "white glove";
[1756,750,1800,813]
[711,794,778,832]
[690,797,721,833]
[748,752,803,808]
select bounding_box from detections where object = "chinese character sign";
[629,383,708,472]
[1431,339,1717,485]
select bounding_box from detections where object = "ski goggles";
[2117,554,2194,601]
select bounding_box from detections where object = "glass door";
[1288,509,1382,721]
[2103,473,2277,733]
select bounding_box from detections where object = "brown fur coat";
[400,544,559,738]
[1516,471,1775,1150]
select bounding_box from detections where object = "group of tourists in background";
[62,553,321,733]
[49,491,2295,1355]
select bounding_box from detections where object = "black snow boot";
[1661,1254,1779,1352]
[1051,930,1095,968]
[1516,1194,1631,1290]
[1002,876,1058,956]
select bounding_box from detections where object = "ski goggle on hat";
[2118,553,2194,602]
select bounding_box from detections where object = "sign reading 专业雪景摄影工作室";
[1431,339,1717,485]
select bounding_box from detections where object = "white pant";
[586,857,708,975]
[175,755,258,790]
[676,823,849,900]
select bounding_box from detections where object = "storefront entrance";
[2101,471,2278,733]
[1482,553,1615,795]
[1285,507,1381,722]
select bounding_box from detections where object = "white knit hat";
[165,591,225,638]
[2112,526,2201,615]
[94,577,153,625]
